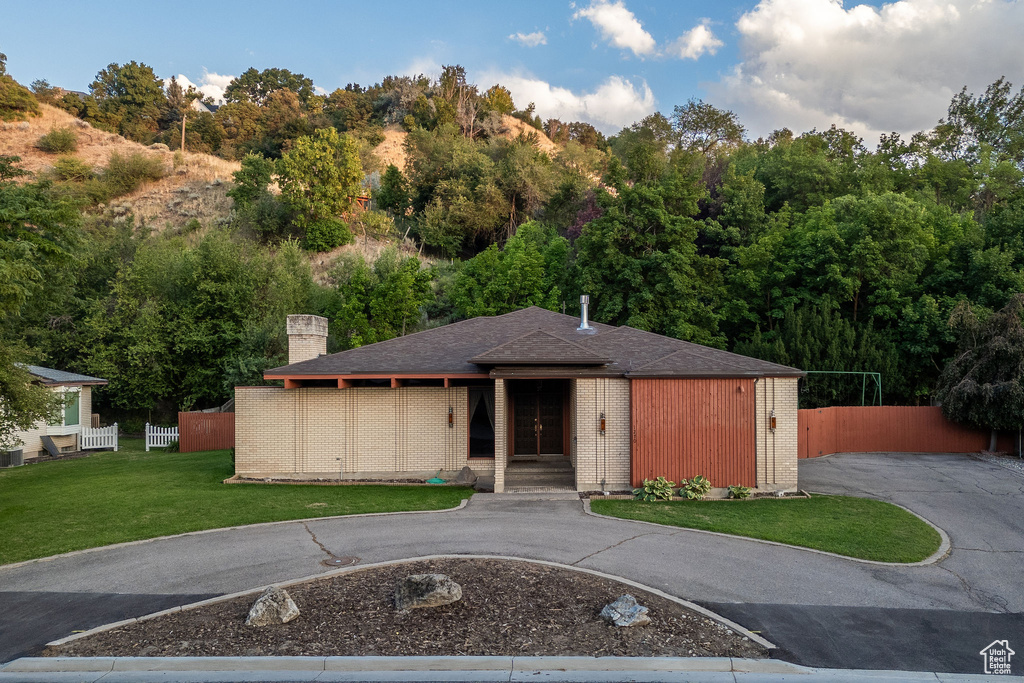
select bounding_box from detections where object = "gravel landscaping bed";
[44,558,766,659]
[976,451,1024,477]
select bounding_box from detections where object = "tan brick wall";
[288,335,327,365]
[493,379,506,493]
[235,385,470,478]
[755,377,799,491]
[573,378,631,491]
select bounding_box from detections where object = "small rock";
[245,586,300,626]
[600,594,651,627]
[395,573,462,612]
[453,466,478,486]
[18,122,30,130]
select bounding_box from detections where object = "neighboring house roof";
[25,365,108,387]
[190,100,221,114]
[266,307,803,380]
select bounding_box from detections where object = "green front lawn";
[590,495,942,563]
[0,438,471,565]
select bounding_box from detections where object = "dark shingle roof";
[469,330,611,365]
[265,307,803,379]
[26,365,108,386]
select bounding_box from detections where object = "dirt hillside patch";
[0,104,239,231]
[373,116,560,174]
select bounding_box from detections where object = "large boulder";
[245,586,300,627]
[453,466,478,486]
[600,594,651,627]
[395,573,463,612]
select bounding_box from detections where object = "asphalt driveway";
[1,451,1021,674]
[726,451,1024,672]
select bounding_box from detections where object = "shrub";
[102,152,166,196]
[356,209,395,238]
[728,484,752,500]
[681,475,712,500]
[165,439,180,453]
[304,217,351,252]
[51,156,94,182]
[121,418,145,435]
[36,127,78,153]
[633,476,675,502]
[0,75,40,121]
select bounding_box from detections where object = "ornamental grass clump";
[681,475,712,500]
[633,476,675,502]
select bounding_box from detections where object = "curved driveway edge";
[0,498,471,572]
[582,497,952,567]
[46,554,775,651]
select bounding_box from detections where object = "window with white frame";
[47,388,81,429]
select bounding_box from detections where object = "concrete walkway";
[1,452,1021,674]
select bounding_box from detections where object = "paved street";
[2,452,1021,674]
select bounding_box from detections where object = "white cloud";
[509,31,548,47]
[405,56,442,79]
[479,70,656,134]
[173,70,233,104]
[668,22,724,60]
[708,0,1024,142]
[573,0,656,57]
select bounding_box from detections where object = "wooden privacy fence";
[798,406,1015,458]
[178,412,235,452]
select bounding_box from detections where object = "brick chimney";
[286,314,328,364]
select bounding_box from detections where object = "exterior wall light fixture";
[600,412,606,434]
[448,406,453,428]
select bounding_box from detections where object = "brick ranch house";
[235,303,804,493]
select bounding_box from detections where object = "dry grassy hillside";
[373,115,560,171]
[0,104,239,230]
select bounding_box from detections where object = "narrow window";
[468,387,495,458]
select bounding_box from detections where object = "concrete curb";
[5,656,1024,681]
[0,498,471,572]
[583,496,951,567]
[44,554,775,651]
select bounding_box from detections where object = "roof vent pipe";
[578,295,597,334]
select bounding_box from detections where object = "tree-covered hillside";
[3,50,1023,434]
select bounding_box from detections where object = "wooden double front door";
[513,390,565,456]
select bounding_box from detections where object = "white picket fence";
[81,423,118,451]
[145,423,179,452]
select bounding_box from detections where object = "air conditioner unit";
[1,449,24,468]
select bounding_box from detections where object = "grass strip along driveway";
[590,495,942,563]
[0,439,471,566]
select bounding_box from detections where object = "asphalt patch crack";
[571,531,662,566]
[939,565,1009,613]
[303,522,339,561]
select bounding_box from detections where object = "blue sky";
[3,0,1023,142]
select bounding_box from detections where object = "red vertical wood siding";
[631,379,756,487]
[798,406,1016,457]
[178,412,235,452]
